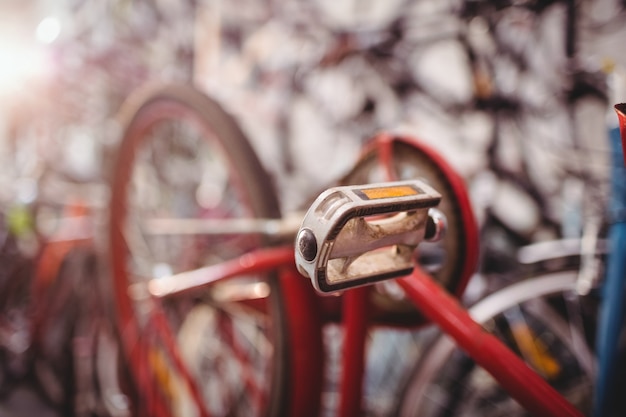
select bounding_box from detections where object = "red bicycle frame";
[113,134,584,417]
[281,249,583,417]
[136,245,583,417]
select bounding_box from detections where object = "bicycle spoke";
[149,304,212,417]
[216,311,267,411]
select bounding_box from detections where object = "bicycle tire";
[107,83,287,417]
[396,270,596,417]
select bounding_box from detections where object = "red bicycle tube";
[280,268,324,417]
[339,286,370,417]
[397,269,584,417]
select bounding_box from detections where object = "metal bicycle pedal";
[295,179,445,293]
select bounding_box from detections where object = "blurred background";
[1,0,626,416]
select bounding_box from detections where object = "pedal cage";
[295,180,442,293]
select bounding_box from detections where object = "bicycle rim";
[397,270,596,417]
[108,84,287,417]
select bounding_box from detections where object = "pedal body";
[295,180,442,293]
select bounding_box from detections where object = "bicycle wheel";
[397,270,597,416]
[341,134,479,324]
[108,83,287,417]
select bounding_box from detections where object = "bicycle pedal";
[295,179,444,293]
